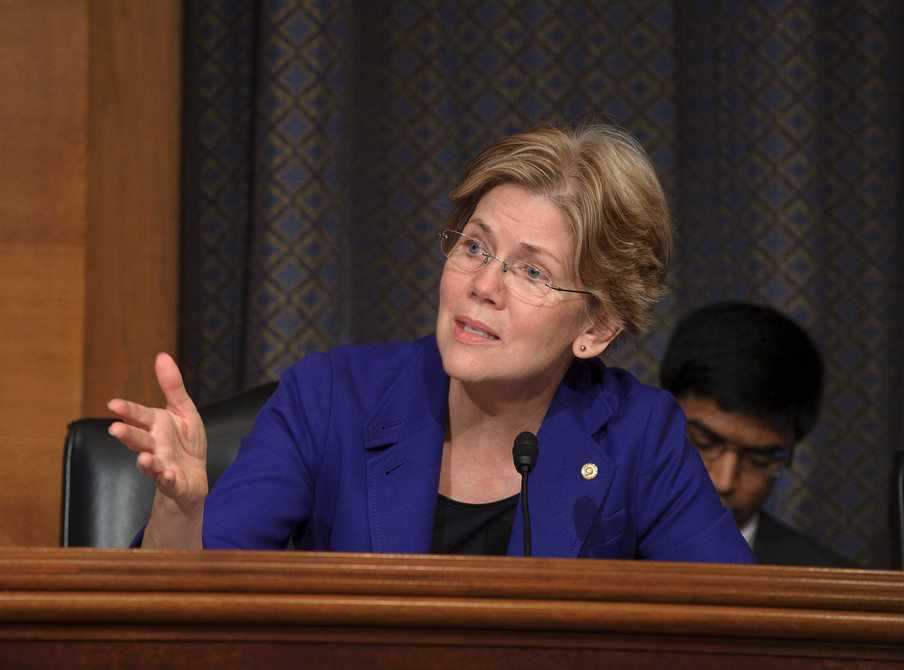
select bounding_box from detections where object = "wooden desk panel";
[0,548,901,669]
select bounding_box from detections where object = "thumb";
[154,352,196,416]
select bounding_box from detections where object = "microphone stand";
[512,431,539,557]
[519,469,532,557]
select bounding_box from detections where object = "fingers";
[154,353,197,418]
[105,353,207,506]
[106,352,195,422]
[108,418,156,453]
[136,452,181,498]
[107,398,157,431]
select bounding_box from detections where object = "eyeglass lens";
[690,438,788,474]
[439,230,552,301]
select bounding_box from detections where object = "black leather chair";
[60,381,278,547]
[891,450,904,570]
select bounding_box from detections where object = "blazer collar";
[363,336,448,554]
[507,358,618,557]
[363,338,619,557]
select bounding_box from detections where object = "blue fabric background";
[178,0,904,569]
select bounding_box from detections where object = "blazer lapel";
[507,359,616,558]
[360,341,617,558]
[363,339,448,554]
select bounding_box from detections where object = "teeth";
[463,323,499,340]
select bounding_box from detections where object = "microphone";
[512,431,539,557]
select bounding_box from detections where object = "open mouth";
[460,321,499,340]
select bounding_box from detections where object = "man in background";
[660,302,855,567]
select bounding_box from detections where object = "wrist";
[153,487,206,518]
[141,490,206,549]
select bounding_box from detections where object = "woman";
[109,124,755,562]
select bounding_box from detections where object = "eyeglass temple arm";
[547,285,593,296]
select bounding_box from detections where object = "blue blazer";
[201,335,754,563]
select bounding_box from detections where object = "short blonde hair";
[446,123,672,337]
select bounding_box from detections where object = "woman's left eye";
[525,265,544,281]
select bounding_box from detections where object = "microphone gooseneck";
[512,431,539,556]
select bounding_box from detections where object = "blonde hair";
[446,123,672,337]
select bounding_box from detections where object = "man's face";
[676,395,795,528]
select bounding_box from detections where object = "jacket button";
[581,463,598,480]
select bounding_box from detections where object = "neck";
[438,377,559,503]
[446,376,557,442]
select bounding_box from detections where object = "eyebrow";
[467,219,561,265]
[686,419,787,452]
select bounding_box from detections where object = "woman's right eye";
[466,241,483,255]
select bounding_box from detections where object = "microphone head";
[512,430,539,474]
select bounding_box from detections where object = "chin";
[441,356,496,385]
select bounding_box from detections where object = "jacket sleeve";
[634,391,756,564]
[199,352,336,550]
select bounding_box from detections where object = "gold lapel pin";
[581,463,598,480]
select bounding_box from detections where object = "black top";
[430,493,519,555]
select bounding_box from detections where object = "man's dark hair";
[659,302,823,442]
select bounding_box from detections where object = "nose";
[469,256,507,303]
[705,450,741,495]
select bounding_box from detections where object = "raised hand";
[107,353,209,515]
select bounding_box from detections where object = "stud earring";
[580,345,586,352]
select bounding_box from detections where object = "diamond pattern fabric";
[180,0,904,569]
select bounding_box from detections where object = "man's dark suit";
[753,512,856,568]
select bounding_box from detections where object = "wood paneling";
[0,0,181,547]
[0,549,902,669]
[0,1,89,547]
[0,244,84,545]
[83,0,182,416]
[0,2,88,245]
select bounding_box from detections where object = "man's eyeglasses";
[686,420,791,477]
[438,230,592,304]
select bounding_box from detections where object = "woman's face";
[437,183,608,393]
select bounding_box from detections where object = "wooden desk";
[0,548,901,668]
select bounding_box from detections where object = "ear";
[573,318,621,358]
